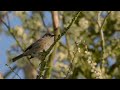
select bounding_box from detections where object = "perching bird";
[12,33,54,62]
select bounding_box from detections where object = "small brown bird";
[12,33,54,62]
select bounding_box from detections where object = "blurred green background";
[0,11,120,79]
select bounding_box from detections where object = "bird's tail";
[12,54,24,62]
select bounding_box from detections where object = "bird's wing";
[24,39,40,52]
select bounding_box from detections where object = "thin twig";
[5,64,22,79]
[65,51,77,78]
[97,11,111,68]
[3,65,17,78]
[37,11,82,79]
[5,14,24,51]
[44,11,59,79]
[36,61,46,79]
[1,14,36,70]
[62,13,72,59]
[40,11,49,32]
[46,11,82,55]
[12,68,21,79]
[62,13,73,78]
[97,11,102,28]
[65,42,79,79]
